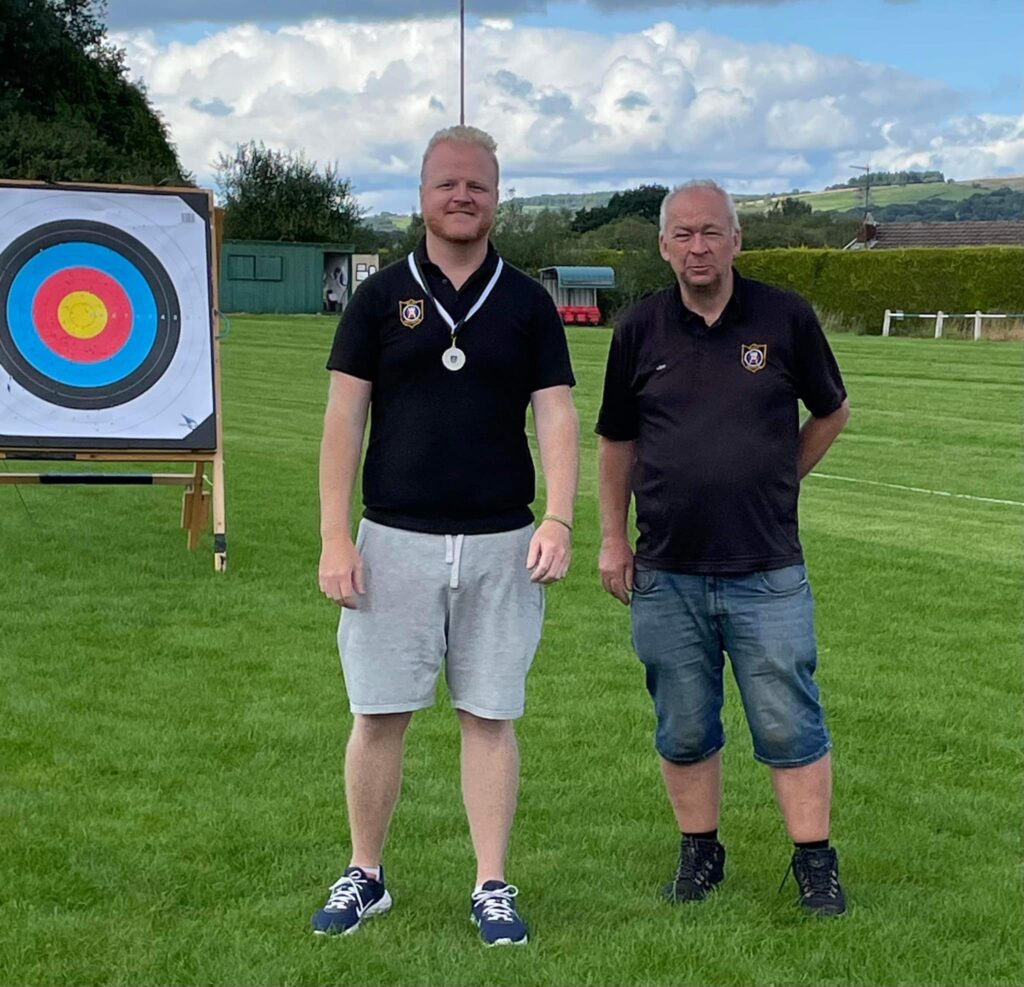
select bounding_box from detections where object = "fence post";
[882,309,892,337]
[934,311,944,339]
[973,311,983,341]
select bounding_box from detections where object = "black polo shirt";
[327,238,575,534]
[596,271,846,574]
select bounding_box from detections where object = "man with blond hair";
[312,126,579,945]
[597,179,850,917]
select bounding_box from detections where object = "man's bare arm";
[598,437,636,605]
[527,385,579,584]
[798,398,850,479]
[319,371,372,607]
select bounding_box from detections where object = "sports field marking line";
[808,472,1024,508]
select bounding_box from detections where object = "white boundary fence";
[882,309,1024,340]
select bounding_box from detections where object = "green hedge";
[735,246,1024,332]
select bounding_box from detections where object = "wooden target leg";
[212,447,227,572]
[181,461,210,551]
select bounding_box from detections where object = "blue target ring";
[0,220,180,409]
[8,243,158,387]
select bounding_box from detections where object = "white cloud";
[765,97,856,149]
[113,18,1024,211]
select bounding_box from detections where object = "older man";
[597,180,850,916]
[313,126,579,945]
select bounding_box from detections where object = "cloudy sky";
[109,0,1023,214]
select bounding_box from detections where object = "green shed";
[218,240,379,314]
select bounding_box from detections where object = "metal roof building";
[539,266,616,325]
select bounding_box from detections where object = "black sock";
[683,829,718,842]
[794,838,830,851]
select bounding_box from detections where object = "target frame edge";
[0,180,219,453]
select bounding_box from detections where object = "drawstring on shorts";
[444,533,465,589]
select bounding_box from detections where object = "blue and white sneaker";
[311,866,392,935]
[470,881,529,946]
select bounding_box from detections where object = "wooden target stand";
[0,185,228,571]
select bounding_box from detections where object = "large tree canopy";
[571,184,669,234]
[215,141,363,243]
[0,0,188,184]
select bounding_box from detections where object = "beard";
[425,211,493,245]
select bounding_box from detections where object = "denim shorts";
[630,563,831,768]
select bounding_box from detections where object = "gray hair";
[659,180,741,236]
[420,125,500,182]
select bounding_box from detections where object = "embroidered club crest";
[741,343,768,374]
[399,299,424,329]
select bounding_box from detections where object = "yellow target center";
[58,291,108,339]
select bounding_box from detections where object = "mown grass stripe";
[809,471,1024,507]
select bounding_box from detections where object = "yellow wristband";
[542,513,573,533]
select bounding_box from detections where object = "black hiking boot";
[783,846,847,917]
[662,835,725,903]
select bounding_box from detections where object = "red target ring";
[32,267,133,363]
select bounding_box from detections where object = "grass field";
[740,183,986,214]
[2,319,1022,986]
[965,176,1024,193]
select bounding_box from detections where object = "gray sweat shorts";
[338,519,544,720]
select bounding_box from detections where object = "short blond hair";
[420,125,500,183]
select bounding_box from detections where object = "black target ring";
[0,220,181,409]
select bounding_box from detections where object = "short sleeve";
[792,302,847,418]
[595,322,639,440]
[528,288,576,391]
[326,279,380,381]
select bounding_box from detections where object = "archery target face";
[0,185,216,449]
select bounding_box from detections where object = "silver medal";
[442,346,467,371]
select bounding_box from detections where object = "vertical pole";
[974,311,983,341]
[934,312,944,339]
[460,0,466,125]
[210,198,228,572]
[882,309,891,337]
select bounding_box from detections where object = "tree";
[378,213,425,268]
[740,206,858,249]
[770,197,813,218]
[0,0,188,184]
[215,142,363,243]
[487,188,576,275]
[571,184,669,233]
[578,216,658,252]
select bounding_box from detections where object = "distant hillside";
[364,211,413,232]
[740,178,1023,214]
[841,187,1024,223]
[513,188,764,215]
[363,176,1024,224]
[963,176,1024,192]
[513,191,614,214]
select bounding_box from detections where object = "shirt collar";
[413,237,499,293]
[675,267,746,329]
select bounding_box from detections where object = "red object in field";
[557,305,601,326]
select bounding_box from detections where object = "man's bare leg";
[770,752,832,842]
[457,710,519,886]
[345,711,413,870]
[661,750,722,831]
